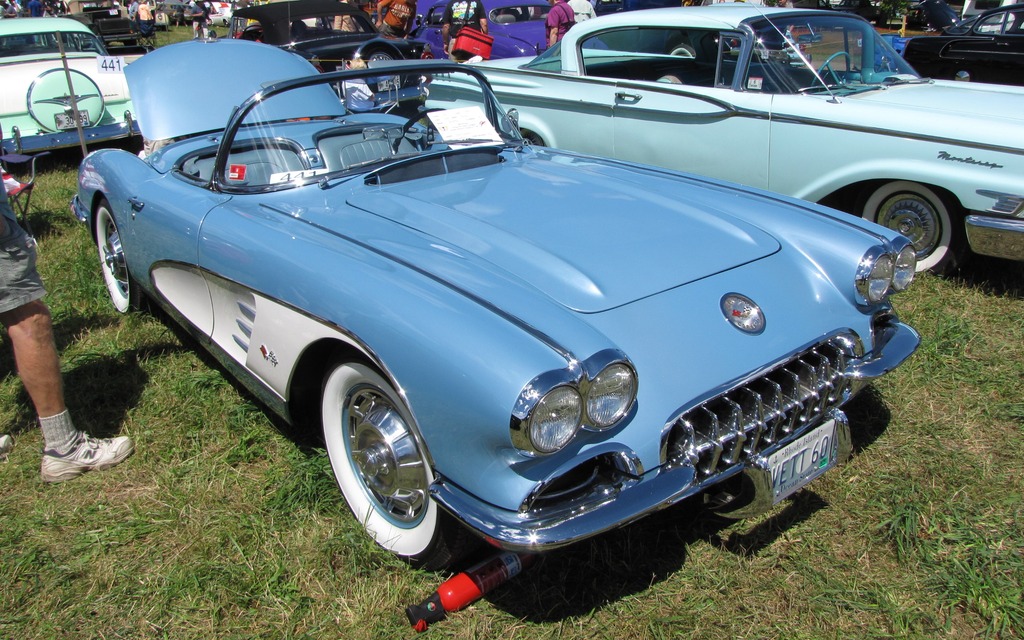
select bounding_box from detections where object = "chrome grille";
[663,337,854,481]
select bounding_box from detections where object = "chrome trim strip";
[767,113,1024,158]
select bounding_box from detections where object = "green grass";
[2,88,1023,639]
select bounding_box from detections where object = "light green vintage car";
[476,5,1024,273]
[0,17,138,153]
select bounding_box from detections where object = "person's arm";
[478,16,487,34]
[404,0,417,36]
[376,0,390,28]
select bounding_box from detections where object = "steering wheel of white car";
[817,51,853,86]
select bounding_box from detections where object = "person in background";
[333,0,357,32]
[27,0,42,16]
[187,0,209,38]
[441,0,487,61]
[567,0,593,22]
[376,0,416,37]
[0,162,134,481]
[545,0,574,47]
[137,0,153,28]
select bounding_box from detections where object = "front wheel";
[321,362,472,569]
[861,181,964,274]
[94,198,141,312]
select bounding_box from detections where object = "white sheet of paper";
[427,106,502,147]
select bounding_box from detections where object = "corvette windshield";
[747,15,920,94]
[192,64,522,191]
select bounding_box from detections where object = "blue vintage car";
[474,5,1024,274]
[73,39,919,569]
[410,0,549,59]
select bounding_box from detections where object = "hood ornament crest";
[721,293,765,334]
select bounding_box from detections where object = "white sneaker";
[0,434,12,461]
[41,434,134,483]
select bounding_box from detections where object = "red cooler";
[452,27,494,59]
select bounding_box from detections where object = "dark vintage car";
[903,2,1024,85]
[229,0,430,71]
[67,0,139,48]
[831,0,883,24]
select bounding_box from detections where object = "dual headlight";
[856,239,916,304]
[511,351,637,455]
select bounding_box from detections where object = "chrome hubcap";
[102,221,129,296]
[346,387,427,524]
[876,194,940,261]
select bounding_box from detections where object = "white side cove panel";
[151,264,214,335]
[205,275,365,401]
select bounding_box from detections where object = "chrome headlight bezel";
[511,350,638,456]
[856,238,915,305]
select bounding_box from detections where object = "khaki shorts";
[0,216,46,315]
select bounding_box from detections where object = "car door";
[121,160,231,336]
[584,27,772,189]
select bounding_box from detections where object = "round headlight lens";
[586,363,637,429]
[892,245,916,291]
[857,251,893,303]
[529,386,583,453]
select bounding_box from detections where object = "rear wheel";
[321,362,472,569]
[861,181,963,274]
[94,198,141,312]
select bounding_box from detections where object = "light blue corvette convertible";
[73,39,919,569]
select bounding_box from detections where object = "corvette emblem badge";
[721,294,765,334]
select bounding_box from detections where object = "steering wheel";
[817,51,852,86]
[393,108,445,153]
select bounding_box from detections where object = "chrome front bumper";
[965,214,1024,262]
[432,320,920,553]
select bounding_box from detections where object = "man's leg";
[0,298,65,419]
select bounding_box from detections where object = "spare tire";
[28,68,106,133]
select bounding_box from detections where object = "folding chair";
[1,150,46,241]
[136,18,157,50]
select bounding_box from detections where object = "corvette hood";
[125,39,337,141]
[346,152,781,312]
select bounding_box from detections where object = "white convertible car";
[475,5,1024,273]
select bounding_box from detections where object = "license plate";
[55,111,91,130]
[375,76,400,92]
[767,419,837,502]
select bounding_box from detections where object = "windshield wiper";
[880,74,931,86]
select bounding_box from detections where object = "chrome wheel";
[862,181,959,273]
[347,386,428,524]
[94,200,132,313]
[322,363,439,559]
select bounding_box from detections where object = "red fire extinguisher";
[405,552,536,632]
